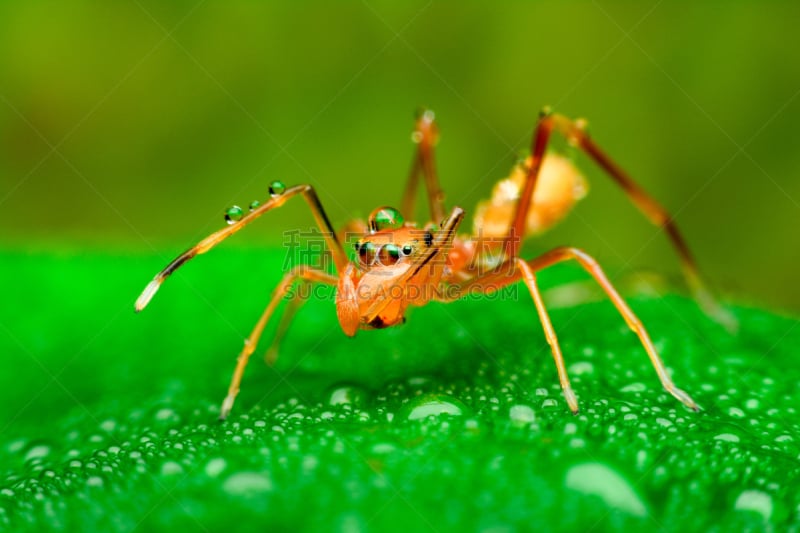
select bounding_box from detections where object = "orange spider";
[136,108,734,420]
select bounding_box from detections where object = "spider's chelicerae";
[136,108,734,420]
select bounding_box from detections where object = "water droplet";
[620,382,646,393]
[23,442,52,463]
[368,206,405,233]
[655,417,673,428]
[86,476,103,487]
[401,394,469,421]
[541,398,558,409]
[205,458,226,478]
[745,398,760,410]
[160,461,183,476]
[635,450,648,469]
[371,443,397,455]
[248,200,261,212]
[154,407,177,422]
[509,404,535,426]
[569,361,594,376]
[714,433,740,443]
[728,407,746,418]
[223,471,273,496]
[327,385,367,407]
[565,463,648,517]
[734,490,773,521]
[269,180,286,196]
[225,205,244,224]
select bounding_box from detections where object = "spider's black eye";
[378,243,401,266]
[402,244,413,256]
[424,231,434,247]
[358,241,376,267]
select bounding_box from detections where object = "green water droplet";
[620,382,646,393]
[655,417,673,428]
[223,471,273,496]
[160,461,183,476]
[269,180,286,196]
[509,404,535,426]
[248,200,261,212]
[23,442,52,463]
[728,407,746,418]
[734,490,773,521]
[370,443,397,455]
[541,398,558,409]
[154,408,177,422]
[225,205,244,224]
[401,394,469,421]
[328,385,367,407]
[205,457,227,478]
[714,433,740,443]
[568,361,594,376]
[565,463,648,517]
[368,206,405,233]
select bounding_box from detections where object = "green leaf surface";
[1,249,798,532]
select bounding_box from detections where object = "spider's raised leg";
[220,266,337,420]
[135,184,347,311]
[400,109,446,224]
[506,110,736,331]
[441,247,698,413]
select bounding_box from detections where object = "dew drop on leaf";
[565,463,648,517]
[509,404,535,426]
[401,394,469,421]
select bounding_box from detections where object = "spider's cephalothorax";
[137,108,734,420]
[339,205,461,333]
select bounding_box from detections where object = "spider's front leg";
[135,184,347,312]
[219,266,337,420]
[134,183,347,419]
[442,247,699,413]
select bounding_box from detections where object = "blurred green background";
[1,1,799,310]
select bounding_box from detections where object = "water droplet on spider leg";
[248,200,261,212]
[225,205,244,224]
[268,180,286,196]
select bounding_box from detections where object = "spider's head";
[352,205,463,274]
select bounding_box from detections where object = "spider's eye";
[424,231,434,247]
[378,243,401,266]
[358,241,376,267]
[402,244,413,256]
